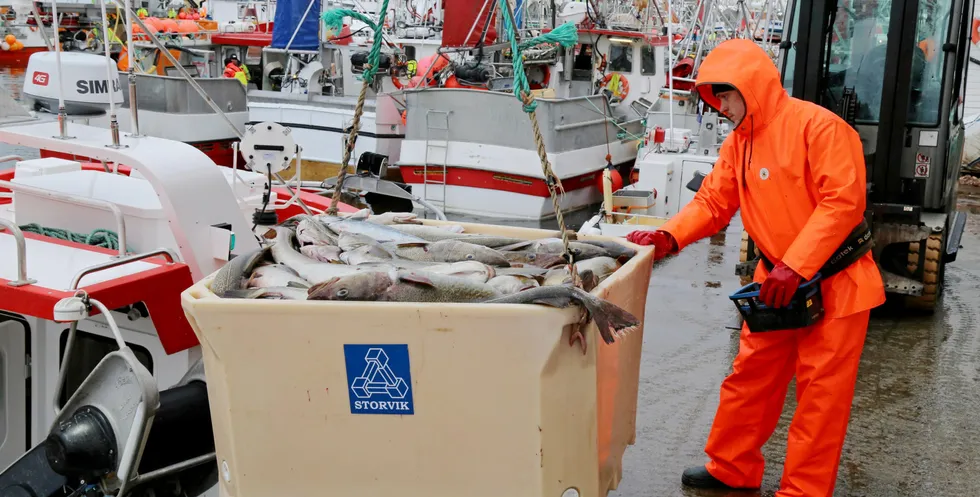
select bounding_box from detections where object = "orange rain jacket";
[660,39,885,318]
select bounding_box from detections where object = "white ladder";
[423,109,451,210]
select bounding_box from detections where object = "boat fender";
[350,51,392,71]
[454,64,491,83]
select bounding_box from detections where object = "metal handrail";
[0,179,128,257]
[69,248,180,290]
[0,219,37,287]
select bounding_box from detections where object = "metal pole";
[100,0,125,148]
[283,0,316,54]
[666,0,676,152]
[123,0,142,137]
[51,0,73,140]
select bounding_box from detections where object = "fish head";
[307,271,394,301]
[505,251,567,268]
[279,214,312,229]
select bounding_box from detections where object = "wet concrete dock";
[612,189,980,496]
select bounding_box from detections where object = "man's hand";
[626,230,677,261]
[759,262,803,309]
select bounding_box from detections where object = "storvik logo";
[343,344,414,415]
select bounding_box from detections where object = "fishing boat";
[386,0,711,221]
[0,65,380,492]
[15,0,279,167]
[242,0,449,181]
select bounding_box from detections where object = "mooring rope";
[321,1,393,215]
[498,1,582,285]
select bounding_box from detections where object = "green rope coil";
[498,1,578,113]
[321,0,392,85]
[18,223,132,252]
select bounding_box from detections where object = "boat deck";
[0,230,198,353]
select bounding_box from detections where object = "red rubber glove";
[759,262,803,309]
[625,230,677,261]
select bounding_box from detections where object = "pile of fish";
[211,210,641,349]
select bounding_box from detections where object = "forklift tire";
[904,232,944,311]
[738,230,759,287]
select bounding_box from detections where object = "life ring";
[600,72,630,101]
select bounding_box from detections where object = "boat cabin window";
[57,329,154,407]
[640,44,657,75]
[608,40,633,73]
[572,44,594,81]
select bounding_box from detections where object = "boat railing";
[0,218,36,287]
[69,248,180,291]
[0,179,128,258]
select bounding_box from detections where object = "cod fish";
[211,246,271,296]
[488,274,540,295]
[366,212,422,225]
[340,243,396,265]
[482,286,640,349]
[573,256,620,282]
[503,250,567,269]
[307,269,504,303]
[543,266,599,292]
[301,244,343,263]
[578,240,636,262]
[296,217,339,246]
[387,240,511,267]
[247,263,310,289]
[357,260,496,283]
[269,226,389,284]
[325,217,426,244]
[498,238,609,261]
[224,286,310,300]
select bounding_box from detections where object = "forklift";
[737,0,973,311]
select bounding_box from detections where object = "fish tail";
[571,288,640,345]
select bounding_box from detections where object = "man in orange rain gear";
[626,39,886,496]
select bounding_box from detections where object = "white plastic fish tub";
[180,220,655,497]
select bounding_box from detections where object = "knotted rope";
[498,1,581,284]
[322,2,392,215]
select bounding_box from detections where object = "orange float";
[3,34,14,44]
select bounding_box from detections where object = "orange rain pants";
[659,39,886,496]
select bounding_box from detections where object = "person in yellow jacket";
[223,56,247,86]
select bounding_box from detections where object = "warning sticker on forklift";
[344,344,415,415]
[915,153,931,178]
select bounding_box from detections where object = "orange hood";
[694,39,788,135]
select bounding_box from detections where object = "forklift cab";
[745,0,973,310]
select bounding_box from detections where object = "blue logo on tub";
[343,344,414,415]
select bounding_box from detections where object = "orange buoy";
[596,167,623,195]
[159,18,178,33]
[3,34,14,44]
[176,19,199,33]
[10,41,22,51]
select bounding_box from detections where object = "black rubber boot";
[681,465,739,489]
